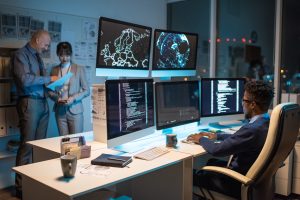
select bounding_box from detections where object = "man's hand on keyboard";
[186,132,217,144]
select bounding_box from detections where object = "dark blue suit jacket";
[200,115,270,175]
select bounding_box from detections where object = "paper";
[47,72,73,91]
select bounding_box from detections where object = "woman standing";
[48,42,90,135]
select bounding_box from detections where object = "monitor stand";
[208,119,247,129]
[112,132,163,154]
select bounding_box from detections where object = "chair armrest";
[201,166,253,186]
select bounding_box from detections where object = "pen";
[107,157,126,162]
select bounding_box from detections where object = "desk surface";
[13,147,191,198]
[14,122,243,200]
[27,129,210,158]
[27,131,99,154]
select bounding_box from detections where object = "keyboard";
[181,139,196,144]
[134,147,170,161]
[218,120,244,126]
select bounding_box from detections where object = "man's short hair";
[245,80,274,111]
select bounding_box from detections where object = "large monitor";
[105,79,155,150]
[96,17,152,77]
[201,78,245,117]
[152,29,198,77]
[155,80,200,130]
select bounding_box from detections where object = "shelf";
[0,103,16,108]
[0,77,13,81]
[0,150,16,159]
[0,133,19,138]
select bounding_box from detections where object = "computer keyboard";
[134,147,170,161]
[218,120,244,126]
[181,139,196,144]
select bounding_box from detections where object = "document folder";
[91,153,132,168]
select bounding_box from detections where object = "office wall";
[0,0,167,28]
[0,0,167,137]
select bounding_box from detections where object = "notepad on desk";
[91,153,132,168]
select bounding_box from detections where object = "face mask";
[61,62,71,68]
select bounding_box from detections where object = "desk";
[14,122,238,200]
[13,132,194,200]
[27,131,105,162]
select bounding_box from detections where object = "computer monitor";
[105,79,155,150]
[151,29,198,77]
[155,80,200,130]
[96,17,152,77]
[201,78,245,117]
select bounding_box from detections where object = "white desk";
[14,122,239,200]
[13,132,194,200]
[27,131,105,162]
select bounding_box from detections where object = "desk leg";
[116,157,193,200]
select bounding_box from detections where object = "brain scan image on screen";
[97,19,151,69]
[152,30,198,70]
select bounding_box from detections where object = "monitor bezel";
[152,29,198,73]
[155,80,201,130]
[200,77,246,117]
[105,78,155,149]
[96,17,152,74]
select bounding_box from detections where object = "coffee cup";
[166,134,178,148]
[60,154,77,178]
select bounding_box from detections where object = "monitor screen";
[152,29,198,77]
[201,78,245,117]
[155,81,200,130]
[105,79,154,149]
[96,17,152,77]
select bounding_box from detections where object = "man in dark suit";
[187,80,274,199]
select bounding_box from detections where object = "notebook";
[91,153,132,168]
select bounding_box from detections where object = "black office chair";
[194,102,300,200]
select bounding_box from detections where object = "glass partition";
[167,0,210,78]
[216,0,275,84]
[281,0,300,103]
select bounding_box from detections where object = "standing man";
[187,80,274,199]
[12,30,58,197]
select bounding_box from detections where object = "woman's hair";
[56,41,72,56]
[245,80,274,111]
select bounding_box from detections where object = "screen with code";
[105,79,154,140]
[201,78,245,117]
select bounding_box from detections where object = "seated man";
[187,80,274,199]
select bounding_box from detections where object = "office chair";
[193,102,300,200]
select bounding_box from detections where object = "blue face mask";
[61,62,71,68]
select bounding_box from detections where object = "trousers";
[55,105,83,136]
[15,97,49,191]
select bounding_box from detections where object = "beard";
[244,112,251,120]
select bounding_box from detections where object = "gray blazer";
[48,63,90,114]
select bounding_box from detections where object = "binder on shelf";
[0,56,5,77]
[5,107,19,135]
[0,108,6,136]
[0,56,11,77]
[91,153,132,168]
[0,82,10,104]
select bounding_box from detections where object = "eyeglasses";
[242,99,253,104]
